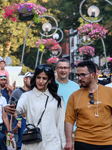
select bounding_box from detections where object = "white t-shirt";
[0,96,7,123]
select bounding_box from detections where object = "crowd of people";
[0,58,112,150]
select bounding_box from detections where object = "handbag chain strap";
[37,95,49,126]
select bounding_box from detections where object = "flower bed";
[77,23,106,41]
[35,38,62,52]
[79,46,95,57]
[46,57,59,64]
[2,2,47,23]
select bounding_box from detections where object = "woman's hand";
[4,105,16,115]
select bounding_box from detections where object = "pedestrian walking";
[0,94,12,150]
[4,64,66,150]
[55,58,80,110]
[9,71,33,149]
[64,60,112,150]
[55,58,80,134]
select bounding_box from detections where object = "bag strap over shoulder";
[37,95,49,126]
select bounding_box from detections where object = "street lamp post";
[105,0,112,5]
[79,35,93,46]
[79,0,111,76]
[20,15,58,68]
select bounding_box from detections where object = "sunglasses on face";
[37,65,51,72]
[89,93,94,105]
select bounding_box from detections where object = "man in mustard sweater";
[64,60,112,150]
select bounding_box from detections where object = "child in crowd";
[13,113,26,150]
[0,59,10,84]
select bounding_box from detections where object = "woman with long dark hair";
[4,64,66,150]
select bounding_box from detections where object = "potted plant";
[46,57,59,64]
[35,38,62,52]
[17,3,35,21]
[79,46,95,60]
[2,3,18,21]
[77,23,106,41]
[2,2,47,23]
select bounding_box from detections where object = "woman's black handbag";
[22,96,49,144]
[22,124,42,144]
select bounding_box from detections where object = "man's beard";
[25,83,31,89]
[80,80,91,88]
[0,84,5,88]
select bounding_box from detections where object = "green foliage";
[0,0,52,71]
[22,64,34,75]
[78,15,98,27]
[0,0,112,72]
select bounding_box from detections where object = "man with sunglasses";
[55,58,80,139]
[64,60,112,150]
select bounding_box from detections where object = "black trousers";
[75,141,112,150]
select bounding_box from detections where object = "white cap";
[24,72,34,78]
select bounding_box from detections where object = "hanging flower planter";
[2,2,47,23]
[79,46,95,58]
[19,13,34,21]
[46,57,59,64]
[83,54,92,60]
[35,38,62,52]
[77,23,106,41]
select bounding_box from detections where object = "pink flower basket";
[77,23,106,41]
[79,46,95,57]
[46,57,59,64]
[2,2,47,22]
[35,38,62,52]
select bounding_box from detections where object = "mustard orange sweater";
[65,84,112,145]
